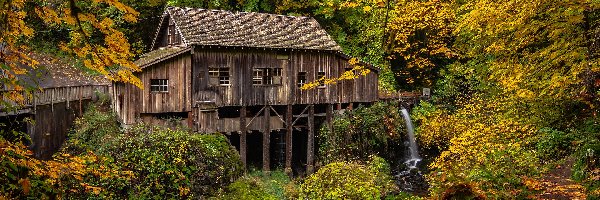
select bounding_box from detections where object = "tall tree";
[0,0,141,104]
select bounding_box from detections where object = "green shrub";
[98,124,244,198]
[299,159,394,200]
[573,142,600,199]
[318,102,405,164]
[536,128,576,161]
[213,170,298,200]
[62,103,244,198]
[63,104,121,155]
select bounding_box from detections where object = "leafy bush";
[299,157,396,199]
[95,124,244,198]
[62,103,121,155]
[214,170,296,200]
[572,118,600,199]
[318,102,405,164]
[62,103,244,198]
[0,137,131,199]
[536,128,577,161]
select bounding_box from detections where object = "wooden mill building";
[113,6,379,174]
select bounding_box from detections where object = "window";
[253,69,263,85]
[209,67,230,85]
[253,68,283,85]
[297,72,307,88]
[317,71,326,87]
[150,79,168,92]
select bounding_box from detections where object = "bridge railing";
[378,91,423,100]
[1,84,110,112]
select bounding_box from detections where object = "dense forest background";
[1,0,600,199]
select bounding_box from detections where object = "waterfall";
[400,108,421,169]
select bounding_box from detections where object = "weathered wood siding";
[192,48,378,107]
[154,16,183,49]
[114,82,140,125]
[114,53,191,125]
[140,53,192,113]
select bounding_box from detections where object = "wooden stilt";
[263,105,270,172]
[240,106,247,167]
[51,89,54,112]
[326,104,333,130]
[307,104,315,174]
[79,87,83,116]
[285,104,293,176]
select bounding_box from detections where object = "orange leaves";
[18,178,31,194]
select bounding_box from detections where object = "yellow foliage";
[0,0,142,105]
[300,59,371,90]
[0,138,132,197]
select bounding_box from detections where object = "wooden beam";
[263,105,271,172]
[285,104,293,176]
[240,106,247,168]
[79,87,83,116]
[307,104,315,174]
[326,104,333,130]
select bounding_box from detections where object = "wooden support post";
[78,87,83,116]
[263,105,271,172]
[66,87,70,109]
[348,102,353,111]
[307,104,315,174]
[326,104,333,130]
[187,111,193,128]
[240,106,247,168]
[285,104,293,176]
[51,89,54,112]
[33,93,36,113]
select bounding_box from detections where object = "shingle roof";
[135,46,192,68]
[163,7,342,51]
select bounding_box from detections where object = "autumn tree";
[0,0,142,106]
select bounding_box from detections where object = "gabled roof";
[151,7,342,51]
[135,46,192,68]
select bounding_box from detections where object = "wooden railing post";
[307,104,315,174]
[240,106,247,168]
[285,104,293,176]
[263,105,271,173]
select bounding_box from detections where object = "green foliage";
[299,161,382,199]
[215,170,297,200]
[572,117,600,198]
[100,124,244,198]
[536,128,577,161]
[62,103,244,198]
[318,102,405,164]
[63,104,121,155]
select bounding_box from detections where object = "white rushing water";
[400,108,421,169]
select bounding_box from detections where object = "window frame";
[150,79,169,93]
[253,68,283,86]
[297,72,307,88]
[208,67,230,86]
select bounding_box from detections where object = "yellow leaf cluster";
[0,0,143,106]
[300,60,371,90]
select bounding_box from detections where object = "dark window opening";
[253,68,282,85]
[317,71,326,87]
[209,67,230,85]
[150,79,168,92]
[297,72,307,88]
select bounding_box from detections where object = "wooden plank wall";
[192,48,379,107]
[140,53,192,113]
[154,16,182,49]
[29,100,93,159]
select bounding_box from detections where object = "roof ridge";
[168,6,311,20]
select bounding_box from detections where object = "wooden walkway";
[1,84,110,159]
[1,85,109,116]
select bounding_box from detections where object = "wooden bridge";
[1,85,110,159]
[378,89,430,108]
